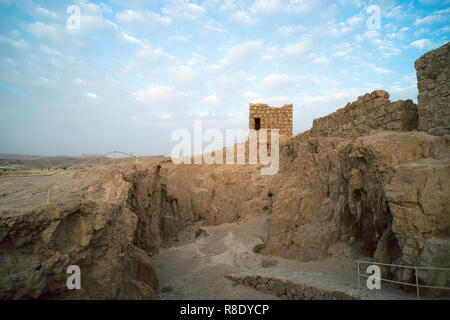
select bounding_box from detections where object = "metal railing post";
[78,169,81,193]
[415,267,420,300]
[354,260,449,300]
[357,261,360,297]
[113,152,116,166]
[47,175,52,204]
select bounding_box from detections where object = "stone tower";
[248,103,293,137]
[414,41,449,136]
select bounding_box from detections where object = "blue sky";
[0,0,449,156]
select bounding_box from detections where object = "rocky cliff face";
[1,43,448,299]
[156,86,449,294]
[415,41,449,135]
[0,164,173,299]
[265,131,449,289]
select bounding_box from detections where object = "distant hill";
[0,154,44,160]
[0,153,167,170]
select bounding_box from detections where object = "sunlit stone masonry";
[249,103,293,137]
[415,41,450,136]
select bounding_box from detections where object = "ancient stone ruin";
[415,41,450,136]
[249,103,293,137]
[309,90,417,138]
[0,42,448,300]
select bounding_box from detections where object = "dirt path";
[153,216,279,299]
[153,216,415,300]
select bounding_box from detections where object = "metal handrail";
[355,260,450,299]
[0,151,138,204]
[66,151,138,170]
[0,169,67,179]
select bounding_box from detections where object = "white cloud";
[210,40,263,70]
[418,0,441,4]
[312,57,329,65]
[410,39,432,49]
[231,11,258,26]
[130,45,174,69]
[188,53,207,66]
[86,93,97,99]
[2,0,445,156]
[260,96,291,106]
[35,7,59,20]
[116,10,172,33]
[372,66,391,74]
[388,85,418,102]
[277,25,305,37]
[361,30,379,39]
[0,35,28,49]
[40,45,60,55]
[167,65,200,89]
[159,113,173,119]
[204,95,219,105]
[332,48,352,58]
[263,73,297,91]
[100,2,113,15]
[282,35,314,57]
[74,78,86,86]
[246,0,321,18]
[167,34,189,43]
[75,3,118,33]
[76,1,103,16]
[197,111,210,117]
[243,91,260,99]
[226,40,262,63]
[299,89,363,112]
[360,62,392,75]
[27,22,68,45]
[286,0,317,15]
[251,0,284,16]
[414,8,450,25]
[120,32,144,46]
[162,1,205,21]
[346,14,363,26]
[226,112,247,125]
[135,86,189,108]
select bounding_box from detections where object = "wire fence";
[355,260,450,299]
[0,151,138,204]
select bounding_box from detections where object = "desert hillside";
[0,42,449,300]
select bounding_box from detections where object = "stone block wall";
[415,42,450,136]
[309,90,418,138]
[249,103,293,136]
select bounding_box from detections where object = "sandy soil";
[153,217,278,299]
[0,166,420,300]
[0,161,158,210]
[0,154,166,171]
[153,216,416,300]
[0,169,82,210]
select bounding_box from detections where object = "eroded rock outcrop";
[0,164,173,299]
[1,43,448,299]
[415,41,449,136]
[162,164,271,225]
[264,130,448,288]
[259,42,450,294]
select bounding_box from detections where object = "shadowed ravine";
[0,42,449,300]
